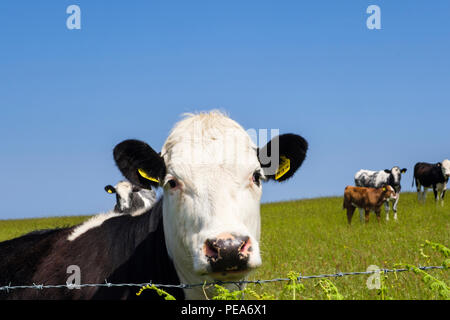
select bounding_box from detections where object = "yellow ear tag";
[107,189,113,194]
[275,156,291,180]
[383,187,386,191]
[138,168,160,183]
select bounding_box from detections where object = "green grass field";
[0,192,448,299]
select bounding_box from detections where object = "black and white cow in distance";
[104,180,157,215]
[354,166,407,221]
[0,111,308,300]
[413,159,450,205]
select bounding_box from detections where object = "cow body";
[354,166,406,221]
[413,160,450,205]
[0,199,184,300]
[0,111,308,300]
[343,185,397,224]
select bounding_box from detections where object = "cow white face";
[105,181,137,213]
[113,111,308,289]
[441,159,450,178]
[160,114,265,282]
[384,166,407,189]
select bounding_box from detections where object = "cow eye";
[252,171,262,186]
[168,179,177,189]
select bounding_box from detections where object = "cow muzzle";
[203,233,252,274]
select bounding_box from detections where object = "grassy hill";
[0,192,448,299]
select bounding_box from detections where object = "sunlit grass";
[249,192,449,299]
[0,216,88,242]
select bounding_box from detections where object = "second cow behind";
[105,180,157,215]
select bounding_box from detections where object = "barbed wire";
[0,265,446,293]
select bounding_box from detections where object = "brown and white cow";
[343,185,397,224]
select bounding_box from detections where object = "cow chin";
[209,270,252,282]
[195,259,261,282]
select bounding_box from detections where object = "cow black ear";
[384,169,391,174]
[258,133,308,182]
[105,185,116,194]
[113,139,166,189]
[401,168,407,174]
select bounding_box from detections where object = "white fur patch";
[114,181,133,211]
[130,206,151,217]
[67,211,121,241]
[442,159,450,177]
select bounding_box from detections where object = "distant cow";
[354,166,407,221]
[343,185,397,224]
[104,180,157,215]
[413,159,450,205]
[0,111,308,300]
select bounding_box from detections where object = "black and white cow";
[354,166,407,221]
[0,111,308,300]
[413,159,450,206]
[104,180,157,215]
[0,199,182,300]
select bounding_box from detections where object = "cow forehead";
[115,180,132,189]
[442,159,450,169]
[390,166,401,174]
[162,111,259,170]
[115,181,133,194]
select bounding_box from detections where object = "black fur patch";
[0,200,184,300]
[413,162,448,188]
[258,133,308,182]
[113,139,166,189]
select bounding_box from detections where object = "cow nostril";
[238,236,251,256]
[204,239,220,262]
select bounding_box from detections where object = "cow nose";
[203,233,252,273]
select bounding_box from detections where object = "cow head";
[384,166,407,191]
[438,159,450,179]
[381,185,397,201]
[113,112,308,288]
[105,181,141,213]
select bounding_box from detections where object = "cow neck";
[132,197,165,246]
[387,174,398,190]
[438,168,448,183]
[374,190,387,207]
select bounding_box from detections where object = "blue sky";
[0,1,449,219]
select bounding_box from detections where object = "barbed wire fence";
[0,265,446,294]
